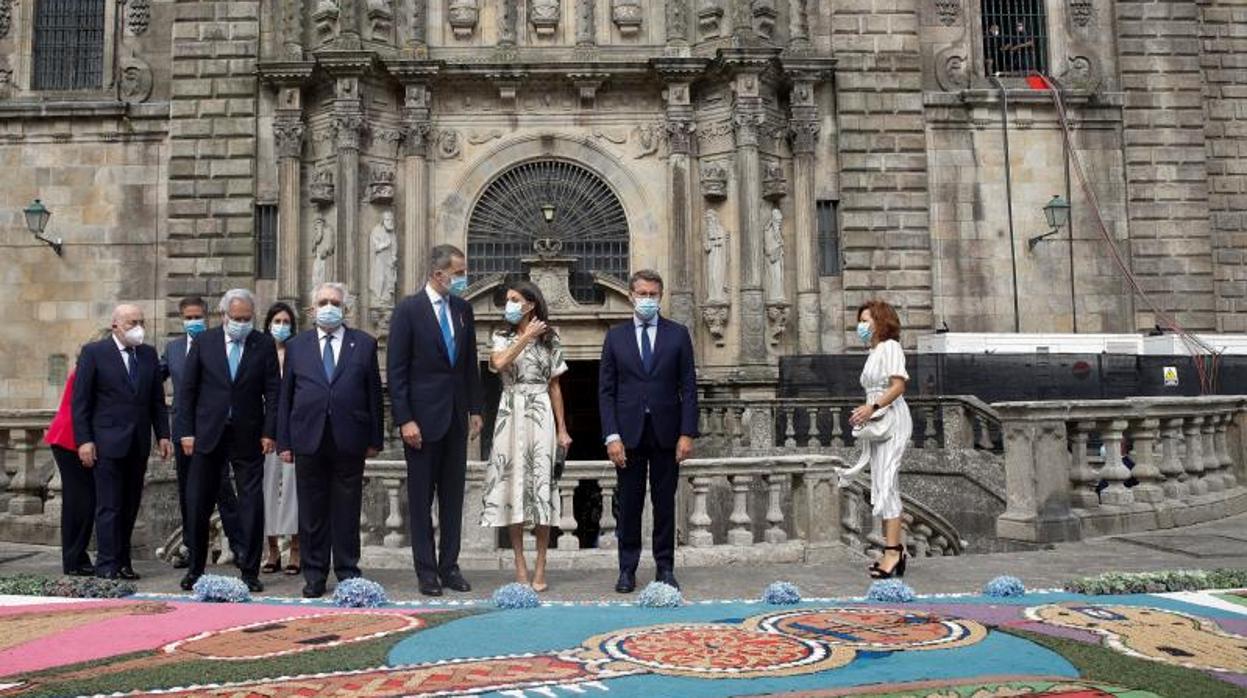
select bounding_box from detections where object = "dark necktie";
[640,323,654,373]
[322,334,336,381]
[124,347,138,388]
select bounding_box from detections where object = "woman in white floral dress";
[480,281,572,591]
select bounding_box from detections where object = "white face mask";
[122,325,145,347]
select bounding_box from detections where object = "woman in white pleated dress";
[261,302,300,575]
[848,299,913,579]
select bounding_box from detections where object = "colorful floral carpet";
[2,588,1246,697]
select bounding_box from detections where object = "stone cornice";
[651,56,712,82]
[382,59,444,82]
[256,61,316,86]
[316,50,382,78]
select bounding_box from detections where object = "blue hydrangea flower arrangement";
[492,582,541,609]
[762,581,802,605]
[866,579,915,603]
[636,581,683,608]
[982,575,1026,598]
[192,574,251,603]
[333,578,389,607]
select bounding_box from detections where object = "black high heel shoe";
[869,544,908,579]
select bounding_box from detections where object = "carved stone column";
[788,70,821,353]
[498,0,517,45]
[331,76,366,299]
[409,0,427,50]
[657,60,704,332]
[728,56,769,371]
[576,0,595,46]
[401,81,433,295]
[282,0,305,58]
[788,0,809,51]
[337,0,362,48]
[666,0,689,48]
[273,91,306,306]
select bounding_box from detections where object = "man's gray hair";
[313,281,352,310]
[218,288,256,313]
[429,244,465,274]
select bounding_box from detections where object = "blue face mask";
[634,297,660,322]
[183,318,206,338]
[448,275,469,297]
[270,323,292,343]
[316,304,344,329]
[856,321,873,345]
[226,319,253,341]
[504,300,526,325]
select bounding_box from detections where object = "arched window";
[32,0,107,90]
[467,159,630,305]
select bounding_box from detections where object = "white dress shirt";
[112,334,134,372]
[186,333,195,356]
[425,284,455,338]
[318,325,345,365]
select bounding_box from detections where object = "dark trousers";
[616,416,678,575]
[176,446,243,559]
[186,426,265,578]
[52,446,95,573]
[93,438,147,575]
[296,425,363,586]
[404,419,467,583]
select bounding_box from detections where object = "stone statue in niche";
[311,218,335,290]
[530,0,560,36]
[612,0,643,36]
[447,0,478,38]
[310,167,335,206]
[367,0,395,41]
[314,0,341,40]
[366,164,396,204]
[703,210,730,303]
[762,161,788,201]
[369,210,398,309]
[118,57,153,104]
[763,207,786,302]
[700,161,728,200]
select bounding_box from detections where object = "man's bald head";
[111,304,146,346]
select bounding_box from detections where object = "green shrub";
[1064,568,1247,595]
[0,574,135,599]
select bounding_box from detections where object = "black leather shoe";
[656,570,680,590]
[172,556,189,570]
[96,570,119,580]
[180,574,200,592]
[615,570,636,594]
[302,581,326,599]
[419,579,444,597]
[118,566,141,581]
[440,570,471,593]
[66,565,96,577]
[242,576,265,593]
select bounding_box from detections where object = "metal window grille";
[817,200,841,276]
[467,159,630,305]
[32,0,106,91]
[981,0,1048,77]
[255,204,278,280]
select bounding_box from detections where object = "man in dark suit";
[278,282,384,599]
[599,270,699,593]
[73,303,173,580]
[387,244,483,596]
[177,289,280,593]
[161,295,242,570]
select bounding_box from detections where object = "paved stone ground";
[4,513,1247,602]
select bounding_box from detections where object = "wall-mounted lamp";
[23,199,62,256]
[1027,194,1071,251]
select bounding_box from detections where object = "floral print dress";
[480,330,568,528]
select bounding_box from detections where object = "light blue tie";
[227,339,241,381]
[438,299,456,365]
[322,334,336,381]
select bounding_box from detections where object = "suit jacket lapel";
[420,292,451,365]
[331,328,357,384]
[234,331,260,382]
[109,340,138,393]
[623,322,646,375]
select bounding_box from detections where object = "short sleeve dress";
[480,330,569,528]
[859,339,913,519]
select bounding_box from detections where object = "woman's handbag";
[553,444,567,482]
[850,404,894,443]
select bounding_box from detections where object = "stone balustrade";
[0,410,59,545]
[994,396,1247,543]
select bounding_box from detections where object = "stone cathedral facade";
[0,0,1245,408]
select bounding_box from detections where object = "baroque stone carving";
[762,161,788,201]
[936,50,971,92]
[789,0,810,46]
[370,209,398,308]
[310,167,336,206]
[273,118,306,159]
[1057,55,1101,92]
[331,114,366,150]
[763,207,786,301]
[698,0,724,38]
[367,0,395,41]
[402,120,432,157]
[498,0,518,44]
[0,1,11,39]
[447,0,479,38]
[314,0,341,40]
[613,0,643,36]
[666,0,688,42]
[732,110,766,148]
[701,303,729,347]
[436,129,462,159]
[366,164,396,203]
[467,129,504,145]
[766,302,790,345]
[530,0,560,37]
[0,57,12,99]
[592,127,629,144]
[788,120,819,154]
[934,0,959,26]
[751,0,777,39]
[126,0,150,35]
[410,0,428,44]
[118,57,153,104]
[700,161,728,199]
[311,218,336,289]
[666,119,695,155]
[576,0,595,45]
[1069,0,1093,27]
[635,123,664,159]
[703,210,730,303]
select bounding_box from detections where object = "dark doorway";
[479,358,607,549]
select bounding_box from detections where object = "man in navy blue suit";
[599,270,699,593]
[161,295,242,570]
[278,282,384,599]
[176,289,280,593]
[72,303,173,580]
[387,244,483,596]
